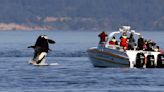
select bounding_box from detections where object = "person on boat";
[152,41,157,50]
[98,31,108,44]
[109,36,118,45]
[145,39,154,51]
[154,46,160,52]
[155,46,164,54]
[28,35,55,65]
[143,40,148,50]
[120,33,128,50]
[128,33,135,50]
[137,35,144,50]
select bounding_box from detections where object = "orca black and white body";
[28,35,55,65]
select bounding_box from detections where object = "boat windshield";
[105,26,141,51]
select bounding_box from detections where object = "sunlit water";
[0,30,164,92]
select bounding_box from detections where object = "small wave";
[0,50,88,57]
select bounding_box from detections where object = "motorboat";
[87,26,164,68]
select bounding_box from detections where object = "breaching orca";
[28,35,55,65]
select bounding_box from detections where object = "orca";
[28,35,55,65]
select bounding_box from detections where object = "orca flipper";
[28,46,35,48]
[48,39,55,44]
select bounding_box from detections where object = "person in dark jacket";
[137,35,144,50]
[128,33,135,50]
[28,35,55,65]
[98,31,108,44]
[145,39,154,51]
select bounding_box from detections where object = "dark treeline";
[0,0,164,30]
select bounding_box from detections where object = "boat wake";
[33,63,59,66]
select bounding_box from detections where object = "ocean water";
[0,30,164,92]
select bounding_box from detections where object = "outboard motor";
[146,55,155,68]
[157,54,164,68]
[28,35,55,65]
[135,53,145,68]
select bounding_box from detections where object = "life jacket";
[120,36,128,47]
[109,39,116,45]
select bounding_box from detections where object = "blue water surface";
[0,30,164,92]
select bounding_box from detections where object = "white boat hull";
[87,46,161,68]
[87,47,129,67]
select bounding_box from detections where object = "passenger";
[109,36,118,45]
[128,33,135,50]
[145,39,153,51]
[153,46,163,54]
[154,46,160,52]
[98,31,108,44]
[152,41,156,50]
[137,35,144,50]
[120,33,128,50]
[143,40,148,50]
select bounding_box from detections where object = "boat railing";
[108,45,124,52]
[108,44,141,52]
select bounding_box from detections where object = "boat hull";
[87,47,129,67]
